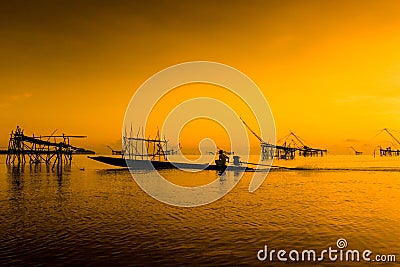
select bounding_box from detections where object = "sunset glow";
[1,1,400,154]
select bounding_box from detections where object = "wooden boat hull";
[88,156,253,171]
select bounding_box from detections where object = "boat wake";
[270,166,400,172]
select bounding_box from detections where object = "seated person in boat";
[215,150,229,167]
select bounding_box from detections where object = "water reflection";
[28,162,42,173]
[7,163,25,198]
[1,155,399,266]
[6,162,71,203]
[233,170,241,182]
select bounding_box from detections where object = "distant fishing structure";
[239,118,274,160]
[349,146,363,155]
[277,132,327,159]
[241,118,327,160]
[5,126,91,169]
[107,146,123,155]
[372,128,400,157]
[165,144,180,156]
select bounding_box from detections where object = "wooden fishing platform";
[5,126,91,169]
[241,119,327,160]
[378,147,400,157]
[349,146,363,155]
[376,129,400,157]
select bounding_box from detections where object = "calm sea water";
[0,154,399,266]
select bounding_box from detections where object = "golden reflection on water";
[0,155,399,266]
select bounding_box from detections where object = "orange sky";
[1,1,400,154]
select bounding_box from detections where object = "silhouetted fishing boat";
[91,129,255,171]
[88,156,254,171]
